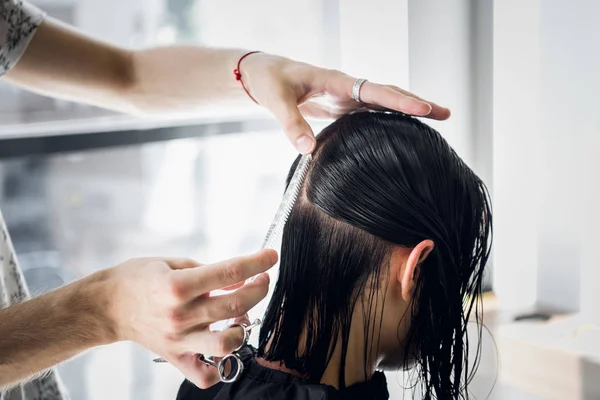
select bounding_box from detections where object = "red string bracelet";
[233,51,262,105]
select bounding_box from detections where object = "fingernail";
[262,272,271,284]
[420,102,433,116]
[295,135,314,154]
[253,272,270,285]
[267,250,279,265]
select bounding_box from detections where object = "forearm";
[125,46,252,114]
[6,17,253,115]
[0,270,117,389]
[5,17,135,113]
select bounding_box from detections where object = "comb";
[261,154,312,250]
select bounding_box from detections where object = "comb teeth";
[261,154,312,250]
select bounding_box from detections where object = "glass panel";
[0,129,299,399]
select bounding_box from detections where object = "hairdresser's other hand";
[105,250,277,388]
[240,53,451,154]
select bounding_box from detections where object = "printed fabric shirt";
[1,1,69,399]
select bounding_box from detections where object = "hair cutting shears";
[153,318,261,383]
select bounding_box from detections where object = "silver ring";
[352,78,368,102]
[226,322,251,352]
[218,353,245,383]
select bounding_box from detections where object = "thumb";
[266,92,316,154]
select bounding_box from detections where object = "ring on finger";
[352,78,368,102]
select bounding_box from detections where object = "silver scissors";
[153,318,261,383]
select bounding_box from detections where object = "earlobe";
[401,240,434,301]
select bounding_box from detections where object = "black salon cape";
[176,347,389,400]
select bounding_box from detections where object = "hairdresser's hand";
[105,250,277,388]
[240,53,451,154]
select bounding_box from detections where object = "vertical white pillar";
[534,0,593,313]
[546,0,600,318]
[492,0,542,310]
[493,0,600,313]
[408,0,474,165]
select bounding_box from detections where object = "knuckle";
[223,261,244,284]
[181,258,199,268]
[162,332,180,347]
[193,301,212,325]
[329,68,347,78]
[164,308,185,334]
[227,297,247,317]
[126,257,143,265]
[166,273,186,301]
[283,115,305,132]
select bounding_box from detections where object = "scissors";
[153,318,261,383]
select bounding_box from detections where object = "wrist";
[72,268,120,345]
[233,51,263,104]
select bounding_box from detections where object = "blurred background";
[1,0,599,399]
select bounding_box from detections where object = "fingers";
[221,281,246,291]
[177,314,253,357]
[170,249,277,300]
[164,258,203,270]
[178,325,246,357]
[265,90,316,154]
[323,70,450,120]
[386,85,451,121]
[359,82,433,117]
[171,353,221,389]
[177,273,270,330]
[165,314,254,389]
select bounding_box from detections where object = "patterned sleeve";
[0,0,45,78]
[1,210,68,399]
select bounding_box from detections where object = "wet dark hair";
[258,112,492,399]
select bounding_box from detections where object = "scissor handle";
[218,353,244,383]
[198,354,218,368]
[226,318,260,352]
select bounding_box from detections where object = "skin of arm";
[6,18,248,114]
[0,270,115,387]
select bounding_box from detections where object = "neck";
[259,307,380,389]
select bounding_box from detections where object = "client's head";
[258,111,492,399]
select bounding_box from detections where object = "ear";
[400,240,434,301]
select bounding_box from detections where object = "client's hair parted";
[258,112,492,399]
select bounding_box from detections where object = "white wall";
[408,0,474,166]
[492,0,543,310]
[539,0,600,317]
[409,0,495,290]
[493,0,600,314]
[471,0,494,203]
[339,0,409,88]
